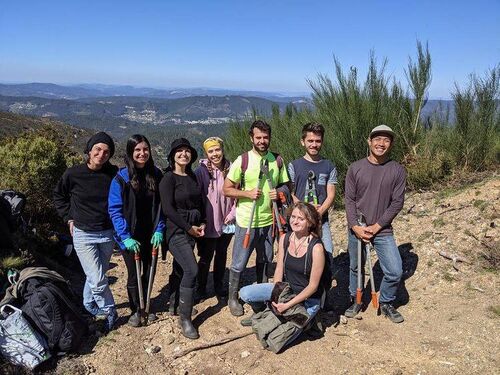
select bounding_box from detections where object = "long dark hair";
[125,134,157,192]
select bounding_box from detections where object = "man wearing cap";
[54,132,119,332]
[344,125,406,323]
[223,120,289,317]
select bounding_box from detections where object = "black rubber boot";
[178,287,200,339]
[196,259,210,301]
[228,270,244,316]
[255,263,268,284]
[344,297,362,318]
[240,302,266,327]
[128,312,141,327]
[380,303,404,323]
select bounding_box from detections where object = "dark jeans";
[196,234,233,292]
[168,232,198,289]
[122,234,152,313]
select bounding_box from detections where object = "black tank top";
[283,233,323,300]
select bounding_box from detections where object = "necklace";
[292,233,309,256]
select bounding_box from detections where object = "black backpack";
[18,277,88,353]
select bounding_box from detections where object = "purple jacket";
[195,159,236,238]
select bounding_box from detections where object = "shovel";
[358,214,378,309]
[134,251,146,324]
[261,160,284,238]
[145,244,160,324]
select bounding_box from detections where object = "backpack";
[18,277,88,354]
[0,190,26,231]
[283,232,332,303]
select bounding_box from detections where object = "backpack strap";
[240,152,249,190]
[282,231,293,281]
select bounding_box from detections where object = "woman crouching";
[239,202,326,348]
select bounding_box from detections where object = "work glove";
[150,232,163,248]
[123,238,141,253]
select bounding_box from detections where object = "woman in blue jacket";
[108,134,165,327]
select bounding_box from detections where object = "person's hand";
[199,224,206,237]
[150,232,163,248]
[123,238,141,253]
[68,220,74,236]
[188,226,204,238]
[269,188,277,201]
[223,216,234,225]
[314,204,323,216]
[352,225,372,242]
[365,223,382,237]
[271,301,290,314]
[246,188,262,200]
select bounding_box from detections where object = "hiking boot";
[128,312,141,327]
[240,302,265,327]
[228,270,244,316]
[148,313,158,322]
[344,299,362,318]
[104,308,118,332]
[380,303,404,323]
[178,287,199,340]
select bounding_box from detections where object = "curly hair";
[288,201,322,238]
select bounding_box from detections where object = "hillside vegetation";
[225,43,500,194]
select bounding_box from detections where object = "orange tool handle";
[151,246,158,257]
[356,288,362,305]
[243,233,251,249]
[371,292,378,308]
[134,253,140,261]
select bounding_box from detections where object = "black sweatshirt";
[159,171,205,242]
[53,163,118,231]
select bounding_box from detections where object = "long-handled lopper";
[134,250,146,324]
[358,214,378,309]
[243,165,265,249]
[304,170,318,205]
[144,244,160,324]
[261,160,284,238]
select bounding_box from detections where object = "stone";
[240,350,251,358]
[165,334,175,345]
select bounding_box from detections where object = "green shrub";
[0,130,72,224]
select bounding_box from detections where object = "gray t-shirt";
[288,157,337,221]
[344,158,406,236]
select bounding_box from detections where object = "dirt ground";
[6,177,500,375]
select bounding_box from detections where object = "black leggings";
[168,233,198,289]
[122,234,152,313]
[197,234,232,289]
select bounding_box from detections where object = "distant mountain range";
[0,82,309,103]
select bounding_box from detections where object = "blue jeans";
[348,230,402,303]
[239,283,320,317]
[230,224,274,273]
[72,226,116,315]
[321,220,334,256]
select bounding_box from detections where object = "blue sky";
[1,0,498,98]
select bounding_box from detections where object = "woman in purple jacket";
[195,137,235,300]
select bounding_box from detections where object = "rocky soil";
[4,177,500,375]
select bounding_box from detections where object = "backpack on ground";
[18,277,88,354]
[0,190,26,231]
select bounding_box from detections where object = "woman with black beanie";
[54,132,118,332]
[108,134,165,327]
[159,138,205,339]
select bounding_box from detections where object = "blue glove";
[150,232,163,248]
[123,238,141,253]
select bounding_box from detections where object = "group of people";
[53,119,406,348]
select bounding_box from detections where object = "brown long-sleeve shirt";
[344,158,406,236]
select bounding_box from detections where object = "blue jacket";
[108,167,165,250]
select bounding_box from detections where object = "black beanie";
[85,132,115,157]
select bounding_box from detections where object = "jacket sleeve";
[108,177,132,241]
[344,165,358,229]
[53,169,72,222]
[376,165,406,228]
[154,169,166,234]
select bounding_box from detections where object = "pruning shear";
[304,170,318,205]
